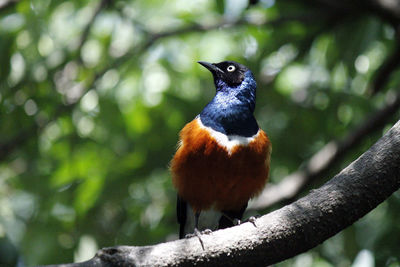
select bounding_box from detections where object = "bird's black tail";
[176,195,187,239]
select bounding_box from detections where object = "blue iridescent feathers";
[200,70,259,137]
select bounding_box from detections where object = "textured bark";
[42,120,400,267]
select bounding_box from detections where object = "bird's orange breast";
[171,118,271,212]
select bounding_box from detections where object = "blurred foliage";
[0,0,399,266]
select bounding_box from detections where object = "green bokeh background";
[0,0,399,266]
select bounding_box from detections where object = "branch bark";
[42,119,400,266]
[249,91,400,210]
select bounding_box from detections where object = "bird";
[170,60,271,240]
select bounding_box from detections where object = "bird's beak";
[198,61,224,75]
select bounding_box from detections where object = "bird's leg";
[185,211,206,250]
[221,212,240,225]
[194,211,200,229]
[219,204,248,229]
[194,211,205,249]
[184,211,201,238]
[221,214,240,225]
[194,211,212,235]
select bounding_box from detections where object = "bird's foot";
[233,219,241,226]
[246,216,258,227]
[201,229,212,235]
[185,228,212,238]
[232,216,257,227]
[185,228,206,250]
[185,233,195,238]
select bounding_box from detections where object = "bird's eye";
[227,65,236,72]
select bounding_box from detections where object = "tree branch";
[249,91,400,210]
[41,119,400,266]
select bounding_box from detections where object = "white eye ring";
[227,65,236,72]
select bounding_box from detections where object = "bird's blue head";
[198,61,259,137]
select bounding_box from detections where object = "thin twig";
[370,29,400,95]
[101,12,335,80]
[76,0,112,61]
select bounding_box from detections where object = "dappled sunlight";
[9,53,25,85]
[0,0,399,265]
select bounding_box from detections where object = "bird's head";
[197,61,258,136]
[198,61,252,90]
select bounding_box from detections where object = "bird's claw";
[201,229,212,235]
[232,216,257,227]
[185,228,206,250]
[233,219,241,225]
[184,233,195,238]
[247,216,257,227]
